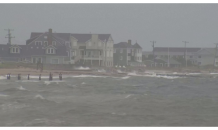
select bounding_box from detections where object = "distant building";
[153,47,201,65]
[113,40,143,67]
[192,48,218,66]
[144,57,181,67]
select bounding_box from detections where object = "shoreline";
[0,68,218,78]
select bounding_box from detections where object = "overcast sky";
[0,4,218,51]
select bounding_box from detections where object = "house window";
[16,48,18,53]
[13,48,15,52]
[47,48,55,54]
[120,49,123,53]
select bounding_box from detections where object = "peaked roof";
[133,43,142,49]
[28,32,112,44]
[114,42,132,48]
[193,48,218,56]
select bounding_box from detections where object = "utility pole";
[182,41,189,68]
[168,47,170,67]
[151,41,156,67]
[214,43,218,67]
[4,29,15,45]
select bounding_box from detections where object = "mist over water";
[0,75,218,126]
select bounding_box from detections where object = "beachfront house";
[113,40,143,67]
[27,29,114,67]
[191,48,218,66]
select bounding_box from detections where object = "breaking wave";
[34,94,45,100]
[74,66,91,70]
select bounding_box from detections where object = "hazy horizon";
[0,4,218,51]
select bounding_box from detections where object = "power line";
[4,29,15,45]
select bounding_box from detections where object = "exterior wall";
[45,56,66,64]
[134,48,142,62]
[113,48,128,67]
[193,55,215,66]
[154,51,194,60]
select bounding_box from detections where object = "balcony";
[83,55,103,60]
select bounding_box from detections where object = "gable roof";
[27,32,112,45]
[114,42,133,48]
[133,42,142,49]
[193,48,217,56]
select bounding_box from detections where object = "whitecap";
[81,82,86,84]
[18,86,27,90]
[74,66,91,70]
[125,94,133,98]
[121,76,130,79]
[34,94,45,100]
[97,69,106,73]
[44,81,51,85]
[0,76,7,80]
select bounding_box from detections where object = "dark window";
[16,48,18,53]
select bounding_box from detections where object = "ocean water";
[0,74,218,126]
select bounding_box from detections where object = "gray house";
[27,29,114,67]
[0,44,69,64]
[113,40,143,67]
[191,48,218,66]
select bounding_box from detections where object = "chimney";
[48,28,52,45]
[128,39,131,45]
